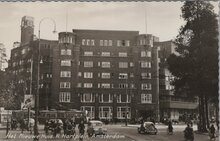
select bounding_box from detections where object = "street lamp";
[34,17,56,141]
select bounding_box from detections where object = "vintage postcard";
[0,1,219,141]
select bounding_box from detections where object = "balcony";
[160,100,198,109]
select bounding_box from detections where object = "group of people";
[10,118,33,134]
[166,120,217,141]
[44,119,86,140]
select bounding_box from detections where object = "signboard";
[22,95,35,109]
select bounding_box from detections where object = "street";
[0,124,218,141]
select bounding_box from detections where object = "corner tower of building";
[20,16,34,45]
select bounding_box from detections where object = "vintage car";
[87,120,107,136]
[137,122,158,135]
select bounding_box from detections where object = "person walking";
[209,124,216,140]
[184,124,194,141]
[20,119,26,133]
[167,121,173,135]
[78,121,85,141]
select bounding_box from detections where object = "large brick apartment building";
[8,16,198,122]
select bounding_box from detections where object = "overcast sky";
[0,2,218,60]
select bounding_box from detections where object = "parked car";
[87,120,107,136]
[137,122,157,135]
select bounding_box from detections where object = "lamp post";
[34,17,56,141]
[125,76,128,126]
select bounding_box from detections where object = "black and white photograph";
[0,1,219,141]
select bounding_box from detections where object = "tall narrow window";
[59,92,71,102]
[60,82,71,88]
[100,40,103,46]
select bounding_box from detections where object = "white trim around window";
[59,92,71,103]
[141,94,152,103]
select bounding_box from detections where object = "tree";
[167,1,218,132]
[0,70,17,109]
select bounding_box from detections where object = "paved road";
[107,124,219,141]
[0,124,219,141]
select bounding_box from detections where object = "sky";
[0,2,218,61]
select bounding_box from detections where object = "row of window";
[59,36,75,44]
[59,93,152,104]
[60,49,151,58]
[12,59,32,67]
[80,106,131,119]
[84,51,128,57]
[138,39,153,46]
[81,39,130,47]
[60,82,152,90]
[60,60,151,68]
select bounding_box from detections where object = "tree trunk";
[205,96,210,129]
[200,94,207,132]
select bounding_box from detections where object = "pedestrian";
[167,121,173,135]
[78,121,85,141]
[184,124,194,141]
[209,124,216,140]
[63,119,68,135]
[216,120,219,130]
[44,120,49,135]
[20,119,26,133]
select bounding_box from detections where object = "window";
[101,62,110,68]
[77,83,82,88]
[130,84,135,89]
[130,62,134,67]
[60,71,71,77]
[104,40,108,46]
[91,40,95,46]
[119,62,128,68]
[99,106,113,119]
[119,73,128,79]
[61,49,71,55]
[147,51,151,57]
[117,107,131,119]
[82,39,86,45]
[80,106,95,119]
[117,40,128,47]
[84,83,93,88]
[84,61,93,67]
[78,72,82,77]
[141,51,146,57]
[130,73,134,77]
[119,83,128,89]
[101,83,110,88]
[99,94,113,103]
[141,73,151,79]
[59,92,71,102]
[141,83,152,90]
[101,73,110,79]
[84,51,93,56]
[119,52,127,57]
[81,93,95,103]
[86,39,90,45]
[101,52,110,57]
[117,40,121,47]
[141,94,152,103]
[117,94,130,103]
[84,72,93,78]
[60,82,71,88]
[125,40,130,47]
[61,60,71,66]
[141,62,151,68]
[100,40,103,46]
[108,40,113,46]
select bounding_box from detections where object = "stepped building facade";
[8,16,198,122]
